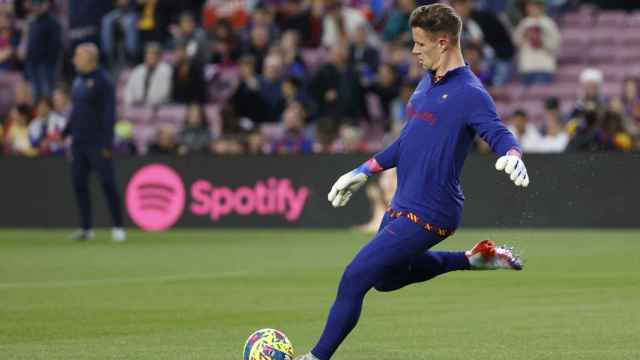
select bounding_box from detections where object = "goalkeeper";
[296,4,529,360]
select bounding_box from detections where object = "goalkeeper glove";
[495,150,530,187]
[328,159,382,207]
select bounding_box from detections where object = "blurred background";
[0,0,639,158]
[0,0,639,229]
[1,2,640,359]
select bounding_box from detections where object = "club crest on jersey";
[437,93,449,103]
[85,79,95,88]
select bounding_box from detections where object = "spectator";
[507,109,542,153]
[566,110,602,152]
[14,81,33,108]
[530,97,568,153]
[259,52,286,123]
[387,43,413,80]
[599,110,633,151]
[333,124,368,153]
[311,44,366,124]
[173,11,210,65]
[621,77,640,125]
[52,84,71,119]
[451,0,485,48]
[270,101,313,154]
[279,30,307,79]
[281,75,315,118]
[275,0,321,48]
[0,11,21,70]
[246,5,280,43]
[171,43,207,104]
[211,135,246,155]
[27,97,66,155]
[453,0,516,86]
[383,0,415,44]
[464,42,492,87]
[124,42,172,106]
[513,0,560,85]
[212,104,253,154]
[209,19,241,66]
[202,0,250,31]
[313,117,339,153]
[4,104,35,156]
[571,68,607,119]
[242,25,271,75]
[137,0,172,44]
[101,0,140,67]
[368,63,401,130]
[67,0,112,50]
[348,24,380,88]
[390,80,416,135]
[147,124,177,154]
[25,0,62,100]
[230,55,270,124]
[177,103,211,155]
[322,0,367,48]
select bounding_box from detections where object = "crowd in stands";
[0,0,639,157]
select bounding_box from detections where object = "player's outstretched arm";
[466,88,530,188]
[327,159,383,208]
[328,136,401,207]
[495,149,530,187]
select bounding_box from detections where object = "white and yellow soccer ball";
[243,328,294,360]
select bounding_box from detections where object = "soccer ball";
[243,328,295,360]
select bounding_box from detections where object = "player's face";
[411,27,444,71]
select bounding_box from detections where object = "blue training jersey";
[373,65,520,229]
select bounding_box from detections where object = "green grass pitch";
[1,229,639,359]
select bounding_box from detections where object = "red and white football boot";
[465,240,523,270]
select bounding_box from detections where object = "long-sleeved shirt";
[372,65,520,229]
[64,68,116,149]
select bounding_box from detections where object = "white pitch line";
[0,271,249,289]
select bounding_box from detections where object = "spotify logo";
[125,164,185,231]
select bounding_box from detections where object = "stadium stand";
[0,0,639,156]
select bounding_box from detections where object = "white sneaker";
[68,229,95,241]
[112,228,126,242]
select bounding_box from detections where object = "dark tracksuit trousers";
[71,145,123,230]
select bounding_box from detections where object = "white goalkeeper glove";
[495,154,529,187]
[327,170,368,208]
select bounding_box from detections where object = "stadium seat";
[587,46,619,65]
[155,105,188,127]
[301,47,328,75]
[615,47,640,65]
[260,122,284,142]
[121,106,154,124]
[595,10,629,28]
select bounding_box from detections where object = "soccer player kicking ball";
[295,4,528,360]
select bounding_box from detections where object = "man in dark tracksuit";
[25,0,63,101]
[64,43,125,242]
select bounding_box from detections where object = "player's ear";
[438,37,449,52]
